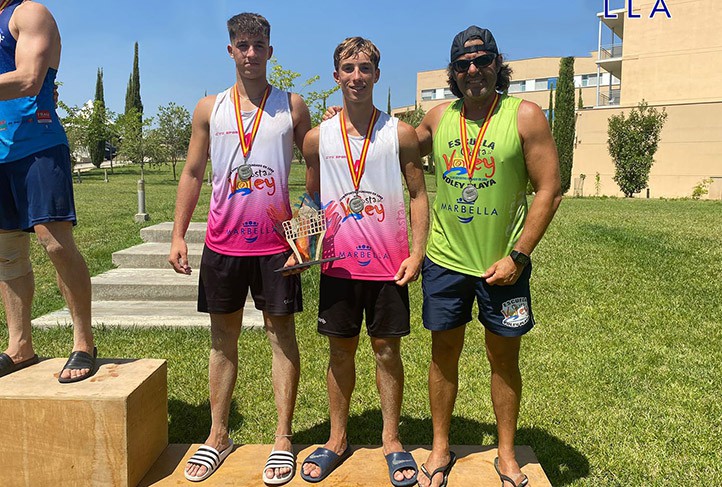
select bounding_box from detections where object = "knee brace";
[0,231,32,281]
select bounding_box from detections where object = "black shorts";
[0,145,76,231]
[198,246,302,315]
[318,274,410,338]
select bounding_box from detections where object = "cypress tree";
[124,42,143,118]
[578,87,584,109]
[88,68,106,167]
[553,56,576,194]
[387,87,391,115]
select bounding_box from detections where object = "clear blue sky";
[43,0,626,119]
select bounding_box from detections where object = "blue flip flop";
[300,444,352,483]
[385,451,418,487]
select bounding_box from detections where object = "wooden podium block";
[140,444,551,486]
[0,358,168,487]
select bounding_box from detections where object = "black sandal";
[0,353,39,378]
[420,451,456,487]
[494,457,529,487]
[58,347,98,383]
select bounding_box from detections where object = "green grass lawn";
[2,162,721,485]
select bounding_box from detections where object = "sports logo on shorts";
[501,297,530,328]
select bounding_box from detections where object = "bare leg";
[486,329,526,486]
[370,336,415,483]
[1,270,35,362]
[35,222,94,381]
[418,326,465,487]
[185,309,242,479]
[263,312,300,481]
[302,335,358,480]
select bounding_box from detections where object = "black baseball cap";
[450,26,498,61]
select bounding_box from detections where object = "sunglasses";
[452,53,497,73]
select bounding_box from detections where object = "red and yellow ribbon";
[460,93,500,181]
[340,108,379,192]
[232,84,271,158]
[0,0,18,12]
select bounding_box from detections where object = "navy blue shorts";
[0,145,76,231]
[198,246,302,316]
[421,257,535,337]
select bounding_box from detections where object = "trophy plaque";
[274,205,342,272]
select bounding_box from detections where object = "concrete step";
[141,222,207,244]
[112,242,204,269]
[92,268,200,301]
[32,300,263,329]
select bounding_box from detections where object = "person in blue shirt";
[0,0,96,383]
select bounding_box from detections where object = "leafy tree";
[607,101,667,197]
[58,101,90,164]
[157,102,192,180]
[88,68,106,167]
[116,108,164,178]
[553,56,575,194]
[396,102,425,128]
[267,58,339,161]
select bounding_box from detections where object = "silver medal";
[239,164,253,181]
[349,196,365,214]
[462,184,478,203]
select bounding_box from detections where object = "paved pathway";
[32,222,264,329]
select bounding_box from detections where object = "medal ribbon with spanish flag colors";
[340,108,379,193]
[232,84,271,158]
[0,0,18,12]
[459,92,500,182]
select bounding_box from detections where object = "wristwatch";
[510,250,530,268]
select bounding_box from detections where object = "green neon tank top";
[426,94,528,276]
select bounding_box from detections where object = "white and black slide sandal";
[262,449,296,485]
[184,439,234,482]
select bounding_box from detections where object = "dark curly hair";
[446,56,512,98]
[227,13,270,42]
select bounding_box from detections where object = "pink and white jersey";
[319,111,409,281]
[206,85,294,256]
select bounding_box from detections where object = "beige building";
[395,0,722,198]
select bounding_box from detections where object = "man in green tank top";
[415,27,562,487]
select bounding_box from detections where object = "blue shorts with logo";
[421,256,535,337]
[0,144,76,231]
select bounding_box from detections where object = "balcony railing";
[599,44,623,59]
[599,88,621,106]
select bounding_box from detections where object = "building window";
[508,81,525,93]
[581,74,598,87]
[443,88,454,99]
[534,79,548,91]
[421,89,435,101]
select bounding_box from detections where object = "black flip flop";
[494,457,529,487]
[58,346,98,383]
[0,353,39,378]
[420,451,457,487]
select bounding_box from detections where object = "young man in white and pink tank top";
[297,37,429,486]
[168,13,311,484]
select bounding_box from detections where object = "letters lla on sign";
[603,0,671,19]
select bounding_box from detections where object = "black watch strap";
[510,250,530,267]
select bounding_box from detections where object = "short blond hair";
[333,37,380,70]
